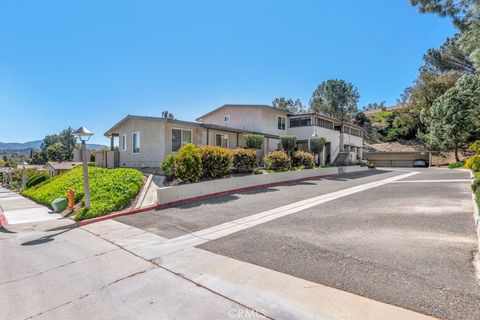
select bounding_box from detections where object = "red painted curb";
[0,214,8,228]
[76,172,340,227]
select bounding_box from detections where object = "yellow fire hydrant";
[66,189,75,210]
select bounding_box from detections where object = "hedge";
[174,143,202,182]
[233,148,258,173]
[199,146,233,178]
[264,151,291,171]
[292,151,314,168]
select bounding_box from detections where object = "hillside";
[0,140,107,151]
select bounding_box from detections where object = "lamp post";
[74,126,94,209]
[21,160,27,190]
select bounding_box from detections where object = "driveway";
[117,168,479,320]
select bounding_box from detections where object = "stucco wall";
[116,118,166,168]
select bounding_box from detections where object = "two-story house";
[103,104,363,168]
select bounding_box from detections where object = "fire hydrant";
[66,189,75,210]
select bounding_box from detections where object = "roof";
[104,115,202,136]
[16,164,46,170]
[196,104,288,122]
[47,162,82,170]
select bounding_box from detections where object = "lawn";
[22,166,144,221]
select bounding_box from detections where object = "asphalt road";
[197,168,479,320]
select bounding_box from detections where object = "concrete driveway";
[117,167,479,320]
[1,168,478,320]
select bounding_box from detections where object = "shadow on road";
[21,225,76,246]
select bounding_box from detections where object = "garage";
[365,151,432,167]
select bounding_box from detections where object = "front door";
[325,142,331,164]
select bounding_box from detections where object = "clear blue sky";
[0,0,455,145]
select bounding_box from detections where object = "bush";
[174,143,202,182]
[22,166,144,221]
[161,153,177,179]
[292,151,314,167]
[244,134,264,149]
[448,161,464,169]
[309,136,326,154]
[264,151,291,171]
[199,146,233,178]
[233,148,258,173]
[465,154,480,172]
[472,173,480,192]
[281,135,297,155]
[468,140,480,153]
[368,162,376,169]
[26,174,50,188]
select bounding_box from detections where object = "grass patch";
[22,166,144,221]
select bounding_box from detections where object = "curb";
[76,172,341,227]
[0,203,7,229]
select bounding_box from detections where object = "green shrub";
[448,161,464,169]
[22,166,144,221]
[280,135,297,155]
[174,143,202,182]
[292,151,314,167]
[199,146,233,178]
[26,174,50,188]
[264,151,291,171]
[161,153,178,179]
[472,173,480,192]
[244,134,264,149]
[368,162,376,169]
[309,136,326,154]
[233,148,258,173]
[465,154,480,172]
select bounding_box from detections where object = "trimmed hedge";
[292,151,314,167]
[161,153,177,180]
[22,166,144,221]
[244,134,264,149]
[233,148,258,173]
[175,143,202,182]
[26,174,50,188]
[199,146,233,178]
[281,135,297,155]
[264,151,291,171]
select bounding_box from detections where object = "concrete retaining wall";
[157,166,368,204]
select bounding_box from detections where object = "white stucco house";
[103,104,364,168]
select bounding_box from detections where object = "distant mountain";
[0,140,107,151]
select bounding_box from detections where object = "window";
[277,116,286,130]
[121,134,127,151]
[316,118,334,130]
[172,129,192,152]
[289,116,311,128]
[224,115,231,123]
[132,132,141,154]
[215,134,228,148]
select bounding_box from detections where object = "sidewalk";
[0,186,62,225]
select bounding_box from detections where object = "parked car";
[413,159,428,167]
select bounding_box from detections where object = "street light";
[21,160,27,190]
[74,126,94,210]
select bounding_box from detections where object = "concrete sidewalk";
[0,186,62,225]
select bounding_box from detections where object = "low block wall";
[157,166,368,204]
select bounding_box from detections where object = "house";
[47,161,82,176]
[103,104,364,168]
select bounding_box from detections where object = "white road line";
[131,171,418,259]
[393,179,472,183]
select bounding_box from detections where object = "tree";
[280,135,297,157]
[244,134,264,149]
[46,142,65,162]
[161,111,175,119]
[30,151,45,165]
[309,136,326,165]
[421,74,480,161]
[423,35,475,74]
[410,0,480,70]
[309,79,360,122]
[362,101,386,111]
[59,127,77,161]
[272,97,306,114]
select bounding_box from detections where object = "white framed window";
[121,134,127,151]
[224,115,231,123]
[277,116,286,130]
[132,132,141,154]
[172,128,192,152]
[215,134,229,148]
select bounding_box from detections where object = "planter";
[157,166,367,204]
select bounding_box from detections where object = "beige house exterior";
[47,162,82,176]
[104,104,364,168]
